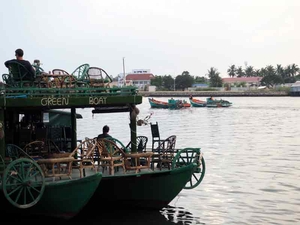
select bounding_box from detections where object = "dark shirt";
[97,133,112,140]
[4,59,36,80]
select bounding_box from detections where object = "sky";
[0,0,299,80]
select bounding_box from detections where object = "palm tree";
[254,69,261,77]
[245,66,255,77]
[227,65,236,77]
[290,64,299,77]
[265,65,275,75]
[207,67,223,87]
[236,66,244,77]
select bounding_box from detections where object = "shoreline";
[139,91,289,97]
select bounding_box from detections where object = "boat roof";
[0,86,143,113]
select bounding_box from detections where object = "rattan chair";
[69,138,97,178]
[23,140,47,159]
[96,138,126,175]
[151,135,176,170]
[87,67,112,88]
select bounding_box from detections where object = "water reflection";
[4,206,202,225]
[161,206,204,225]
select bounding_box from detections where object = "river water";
[6,96,299,224]
[75,96,300,225]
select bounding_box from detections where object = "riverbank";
[139,91,289,97]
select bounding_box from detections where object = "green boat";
[0,62,205,214]
[206,97,232,107]
[0,110,102,219]
[0,167,102,219]
[189,97,207,107]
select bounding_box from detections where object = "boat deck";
[41,164,166,183]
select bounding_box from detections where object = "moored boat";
[168,98,191,109]
[189,97,206,107]
[148,98,169,108]
[149,97,191,109]
[0,165,102,219]
[206,97,232,107]
[1,61,205,214]
[88,163,195,209]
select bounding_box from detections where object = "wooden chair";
[150,122,163,150]
[87,67,112,88]
[71,63,90,87]
[52,69,69,75]
[126,136,148,153]
[96,138,126,175]
[69,138,98,178]
[23,140,47,159]
[2,74,13,87]
[5,60,36,87]
[6,144,33,161]
[51,69,78,88]
[125,136,148,166]
[151,135,177,170]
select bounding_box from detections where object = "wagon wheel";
[2,158,45,209]
[172,148,205,189]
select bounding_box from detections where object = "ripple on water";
[75,97,300,225]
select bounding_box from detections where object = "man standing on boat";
[4,48,36,80]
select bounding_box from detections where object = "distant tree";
[150,76,163,88]
[207,67,223,87]
[254,69,261,77]
[236,66,245,77]
[260,65,284,88]
[290,63,299,77]
[283,63,299,83]
[194,76,207,83]
[245,66,255,77]
[227,65,236,77]
[162,75,174,91]
[175,71,194,90]
[276,64,284,77]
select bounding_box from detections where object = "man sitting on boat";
[97,125,112,140]
[4,48,36,80]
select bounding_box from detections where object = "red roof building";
[222,77,262,86]
[125,73,155,89]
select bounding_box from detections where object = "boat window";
[43,113,49,123]
[19,114,25,122]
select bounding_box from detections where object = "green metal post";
[0,109,5,160]
[71,108,77,151]
[130,105,137,153]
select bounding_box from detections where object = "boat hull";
[168,99,191,109]
[149,98,190,109]
[189,98,206,107]
[148,98,169,108]
[206,98,232,107]
[0,172,102,220]
[85,164,194,210]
